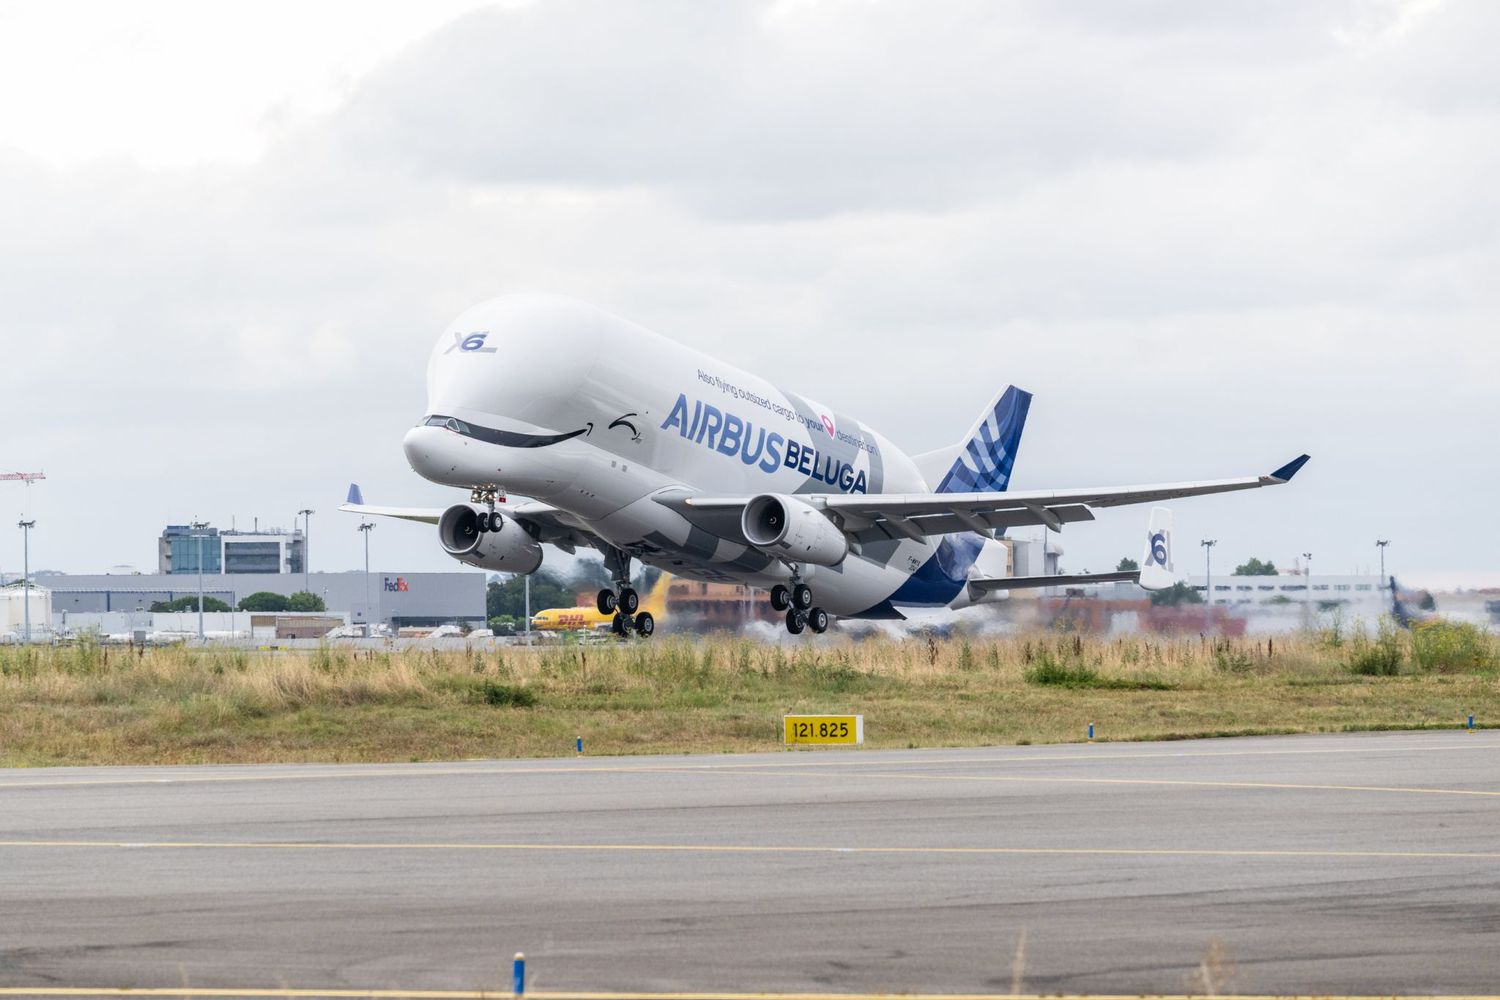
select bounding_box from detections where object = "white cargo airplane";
[343,294,1307,636]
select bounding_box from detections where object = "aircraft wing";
[338,502,443,525]
[685,455,1308,544]
[339,484,599,553]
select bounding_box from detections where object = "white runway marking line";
[0,737,1494,792]
[648,765,1500,799]
[1,839,1497,861]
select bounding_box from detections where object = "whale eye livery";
[343,294,1307,637]
[608,413,641,441]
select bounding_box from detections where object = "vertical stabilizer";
[1138,507,1176,591]
[917,385,1032,494]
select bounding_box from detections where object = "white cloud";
[1,0,1497,584]
[0,0,498,167]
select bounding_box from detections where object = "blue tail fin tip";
[1270,454,1310,482]
[347,483,364,505]
[936,385,1032,494]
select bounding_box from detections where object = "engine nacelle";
[437,503,544,574]
[741,494,849,567]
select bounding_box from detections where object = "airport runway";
[1,731,1498,996]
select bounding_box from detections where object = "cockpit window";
[421,414,588,449]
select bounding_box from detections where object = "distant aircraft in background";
[1389,577,1438,628]
[344,294,1307,637]
[531,573,670,635]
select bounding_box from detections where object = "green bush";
[237,592,290,612]
[1150,582,1203,607]
[477,680,536,707]
[287,591,326,612]
[1212,638,1255,673]
[1410,620,1494,673]
[1024,652,1174,690]
[150,596,232,613]
[488,616,521,636]
[1348,626,1404,676]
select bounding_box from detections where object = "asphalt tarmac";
[1,731,1497,996]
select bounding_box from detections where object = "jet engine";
[437,503,543,573]
[741,494,849,567]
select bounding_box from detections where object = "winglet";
[346,483,364,505]
[1268,454,1310,483]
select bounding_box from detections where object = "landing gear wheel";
[597,590,617,615]
[634,611,655,637]
[618,588,640,615]
[611,613,627,636]
[769,585,790,612]
[785,608,806,635]
[792,583,813,611]
[808,607,829,634]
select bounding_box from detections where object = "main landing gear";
[770,575,828,636]
[596,547,654,639]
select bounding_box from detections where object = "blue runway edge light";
[513,952,525,996]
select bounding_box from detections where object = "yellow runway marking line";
[4,991,1500,1000]
[1,740,1496,792]
[669,766,1500,798]
[1,839,1497,860]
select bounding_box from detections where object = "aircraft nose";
[403,424,440,478]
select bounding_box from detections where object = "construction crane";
[1,472,45,483]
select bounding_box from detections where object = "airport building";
[0,581,52,641]
[158,524,306,575]
[1189,573,1385,605]
[39,571,485,629]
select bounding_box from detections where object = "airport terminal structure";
[34,571,485,633]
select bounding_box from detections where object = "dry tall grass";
[0,626,1495,766]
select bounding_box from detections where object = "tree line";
[149,591,327,613]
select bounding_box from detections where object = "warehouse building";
[40,571,484,629]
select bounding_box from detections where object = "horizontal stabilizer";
[968,570,1139,598]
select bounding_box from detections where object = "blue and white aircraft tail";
[915,385,1032,495]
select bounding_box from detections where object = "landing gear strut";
[468,485,507,533]
[598,547,654,638]
[777,568,828,635]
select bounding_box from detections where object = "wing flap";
[847,504,1095,544]
[686,455,1308,543]
[338,502,444,525]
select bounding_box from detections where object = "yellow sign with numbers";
[784,714,864,745]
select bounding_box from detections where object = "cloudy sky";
[2,0,1495,587]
